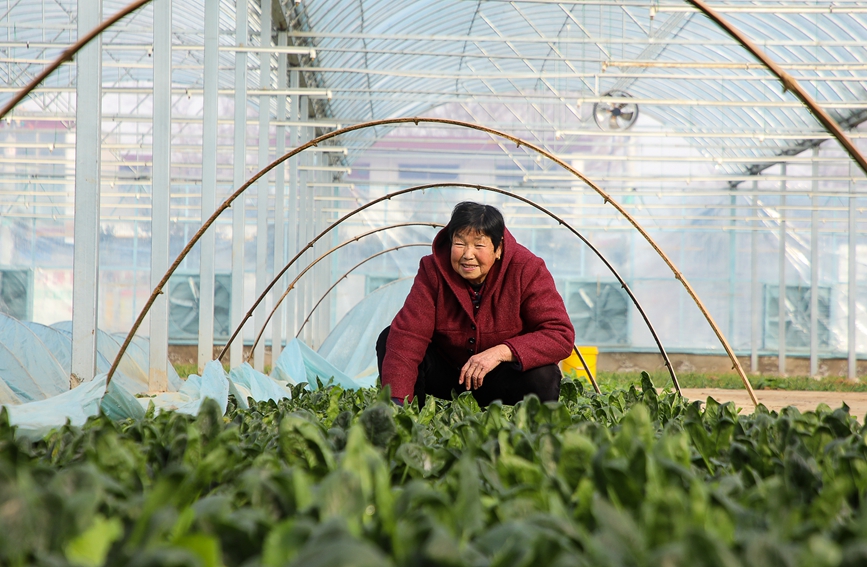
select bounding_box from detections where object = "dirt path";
[680,388,867,423]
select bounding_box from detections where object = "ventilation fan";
[0,269,31,321]
[565,281,630,346]
[168,273,232,343]
[593,90,639,131]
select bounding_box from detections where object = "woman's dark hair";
[446,202,505,249]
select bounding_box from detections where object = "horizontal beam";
[0,87,333,98]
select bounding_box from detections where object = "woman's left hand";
[459,344,514,390]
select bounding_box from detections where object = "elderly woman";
[376,201,575,407]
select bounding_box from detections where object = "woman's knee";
[527,364,562,402]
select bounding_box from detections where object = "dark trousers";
[376,326,561,407]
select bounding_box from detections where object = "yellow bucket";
[560,346,598,380]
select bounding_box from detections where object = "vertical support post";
[253,0,272,371]
[198,0,219,373]
[810,148,820,376]
[271,31,288,365]
[230,0,248,368]
[729,191,737,343]
[750,184,759,373]
[71,0,102,384]
[298,95,310,344]
[849,167,857,379]
[148,0,171,392]
[286,70,299,339]
[778,164,787,375]
[314,154,324,348]
[314,171,326,345]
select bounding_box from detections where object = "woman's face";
[450,229,502,285]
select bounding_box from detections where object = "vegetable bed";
[2,374,867,567]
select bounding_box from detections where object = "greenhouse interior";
[10,1,867,565]
[2,0,867,428]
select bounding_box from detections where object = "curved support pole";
[296,244,429,338]
[107,117,742,405]
[248,183,679,394]
[687,0,867,178]
[572,345,601,395]
[0,0,848,406]
[0,0,152,121]
[220,223,442,362]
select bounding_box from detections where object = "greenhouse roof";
[280,0,867,180]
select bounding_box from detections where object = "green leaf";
[359,402,397,448]
[173,533,222,567]
[65,515,124,567]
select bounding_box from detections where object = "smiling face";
[450,229,502,285]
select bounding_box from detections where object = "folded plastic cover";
[4,377,106,441]
[111,332,182,391]
[144,360,230,416]
[271,338,306,385]
[272,338,376,390]
[230,362,292,406]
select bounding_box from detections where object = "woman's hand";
[459,344,514,390]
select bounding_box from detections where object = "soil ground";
[680,388,867,423]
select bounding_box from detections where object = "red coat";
[382,227,575,401]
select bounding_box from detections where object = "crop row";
[1,375,866,566]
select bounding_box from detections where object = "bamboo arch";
[229,183,682,394]
[25,1,862,406]
[105,117,747,402]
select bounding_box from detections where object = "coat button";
[468,348,475,354]
[468,337,475,344]
[471,324,476,330]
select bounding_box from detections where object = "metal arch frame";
[686,0,867,177]
[0,0,151,121]
[6,1,864,184]
[103,117,727,402]
[228,182,681,394]
[29,4,861,406]
[224,223,443,362]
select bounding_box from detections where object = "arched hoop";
[107,118,745,403]
[687,0,867,176]
[0,0,151,121]
[12,3,859,407]
[234,183,681,394]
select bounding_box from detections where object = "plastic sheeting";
[1,324,382,440]
[50,321,154,388]
[0,317,183,404]
[317,277,413,383]
[272,337,377,390]
[1,274,413,441]
[142,360,231,417]
[0,314,70,402]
